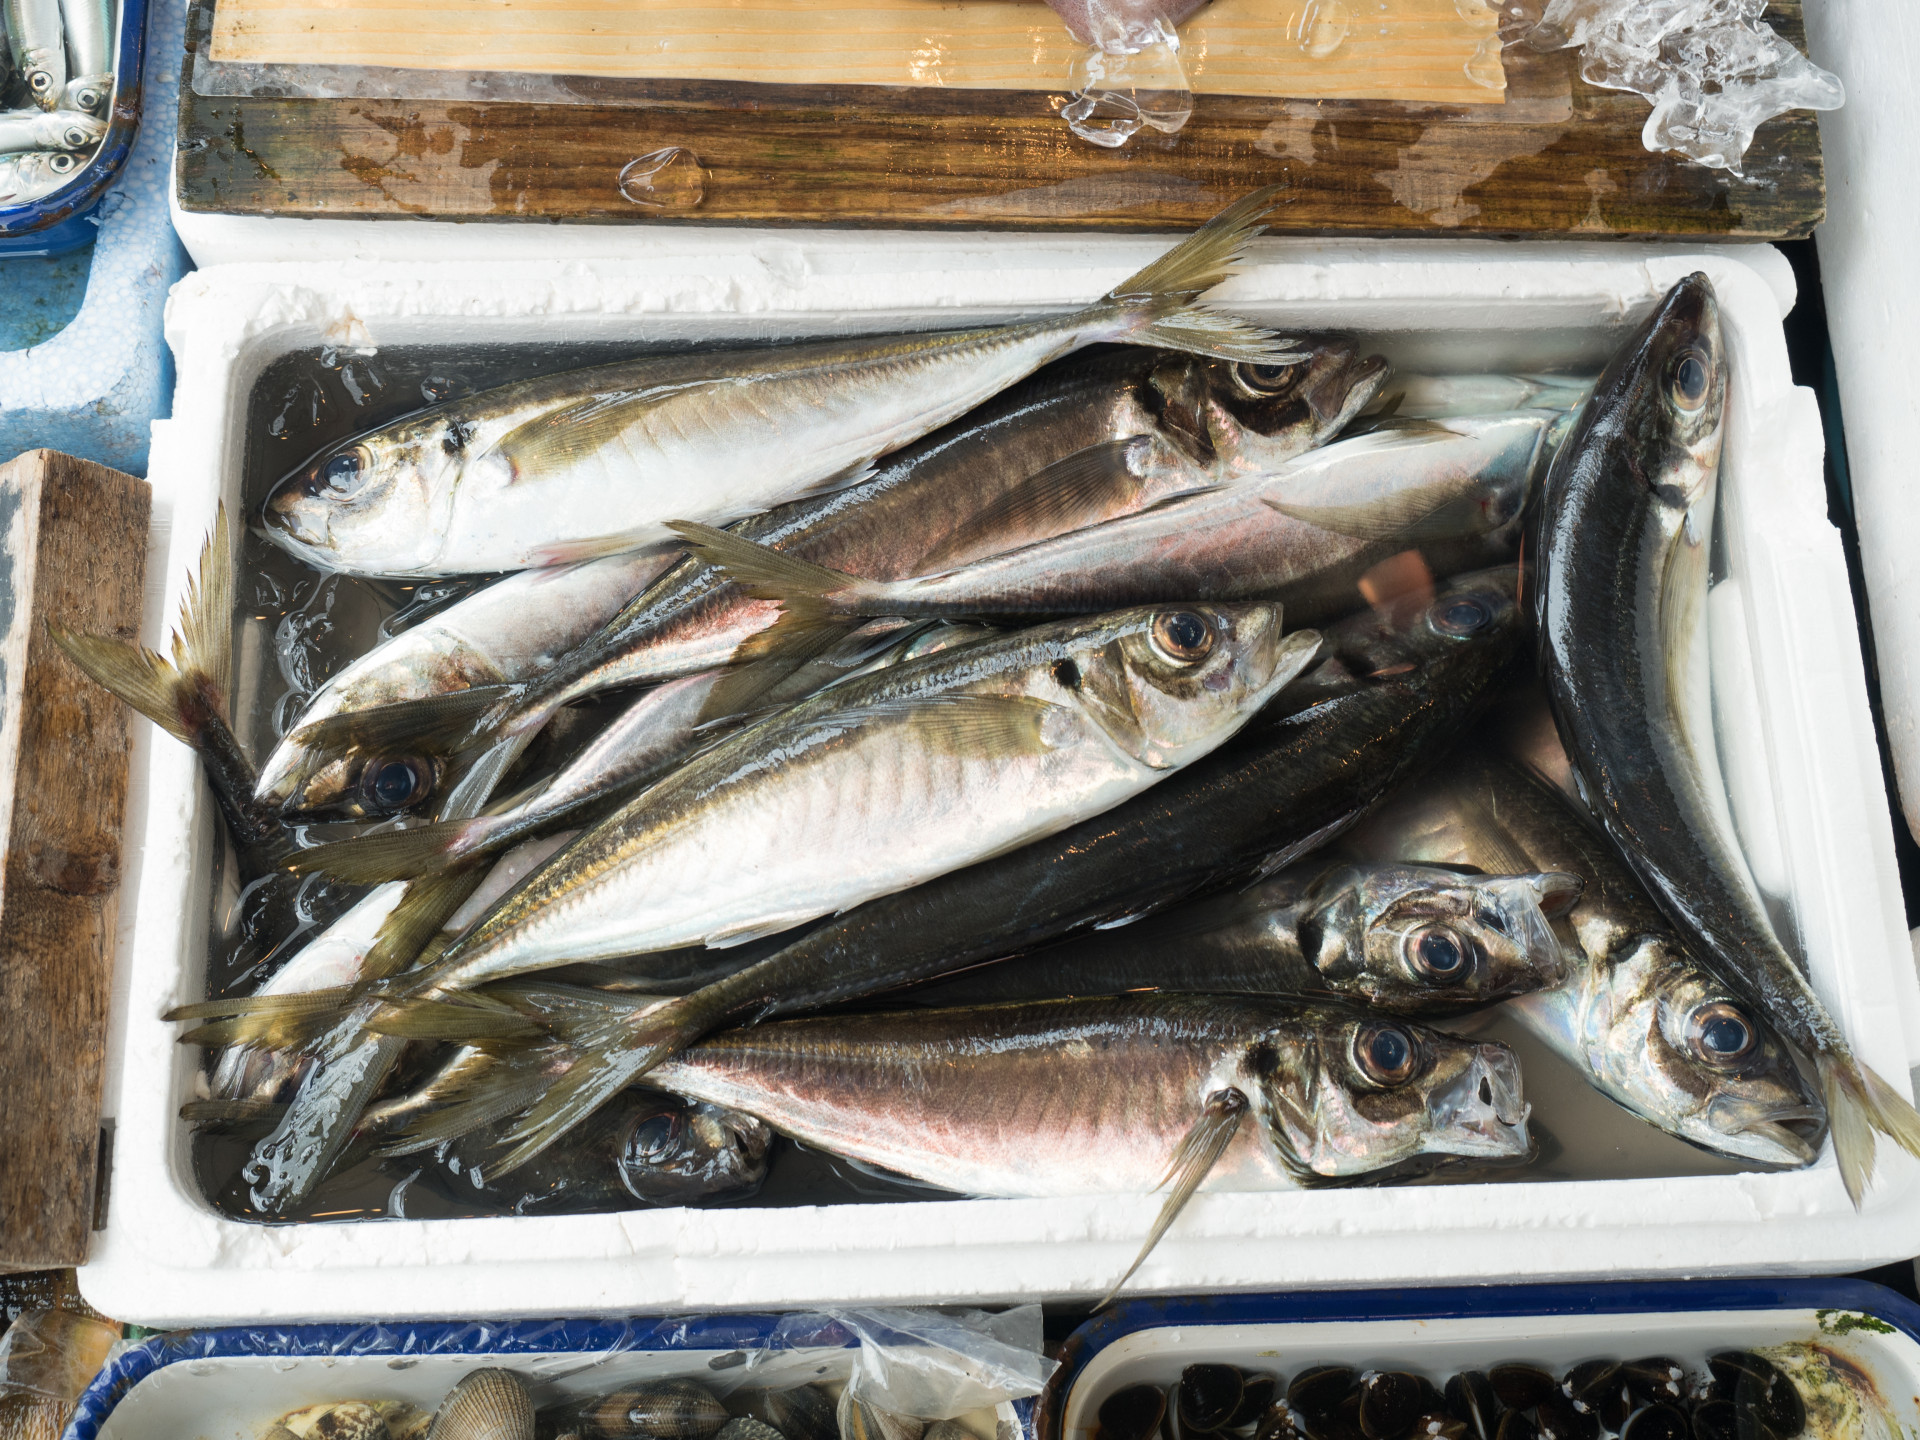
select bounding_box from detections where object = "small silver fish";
[2,0,64,107]
[0,147,78,201]
[57,72,109,114]
[0,106,101,152]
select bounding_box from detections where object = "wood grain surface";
[175,0,1824,236]
[209,0,1506,105]
[0,451,150,1273]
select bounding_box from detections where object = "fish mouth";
[1705,1096,1827,1167]
[1431,1042,1532,1156]
[1306,349,1391,431]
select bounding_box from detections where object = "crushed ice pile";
[1529,0,1842,174]
[1055,0,1200,149]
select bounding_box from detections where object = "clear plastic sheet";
[1526,0,1842,174]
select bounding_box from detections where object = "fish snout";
[1432,1042,1533,1156]
[1528,870,1584,919]
[1312,351,1390,427]
[1704,1095,1827,1167]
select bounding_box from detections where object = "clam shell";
[741,1386,838,1440]
[836,1391,924,1440]
[718,1419,789,1440]
[429,1369,535,1440]
[588,1380,730,1440]
[275,1402,392,1440]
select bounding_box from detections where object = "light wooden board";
[210,0,1506,105]
[0,451,149,1273]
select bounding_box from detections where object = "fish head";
[1635,273,1726,518]
[1559,935,1825,1168]
[1072,603,1322,769]
[1263,1010,1531,1178]
[270,749,446,818]
[1310,863,1578,1014]
[1303,563,1522,697]
[264,407,482,574]
[617,1099,772,1203]
[1168,340,1391,471]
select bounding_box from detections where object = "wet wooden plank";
[0,451,149,1273]
[209,0,1504,105]
[175,0,1824,237]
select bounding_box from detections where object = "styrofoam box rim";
[69,1310,1031,1440]
[1051,1279,1920,1440]
[81,240,1920,1329]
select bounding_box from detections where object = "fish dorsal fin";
[494,387,686,478]
[1099,1086,1250,1308]
[916,438,1156,571]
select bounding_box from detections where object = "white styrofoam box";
[1802,0,1920,849]
[1050,1281,1920,1440]
[79,239,1920,1329]
[68,1313,1029,1440]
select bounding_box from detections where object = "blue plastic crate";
[0,0,187,474]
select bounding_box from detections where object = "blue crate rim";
[1038,1277,1920,1440]
[0,0,151,239]
[65,1310,1039,1440]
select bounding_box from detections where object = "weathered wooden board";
[0,451,150,1273]
[174,0,1824,236]
[209,0,1506,105]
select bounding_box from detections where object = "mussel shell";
[1181,1366,1247,1433]
[1493,1412,1535,1440]
[1100,1386,1171,1440]
[1620,1407,1689,1440]
[588,1381,730,1440]
[717,1421,787,1440]
[430,1370,535,1440]
[1621,1362,1688,1408]
[836,1393,924,1440]
[1488,1369,1556,1414]
[741,1387,837,1440]
[1730,1368,1804,1440]
[1255,1404,1306,1440]
[1290,1369,1360,1421]
[1690,1400,1737,1440]
[1443,1374,1500,1440]
[1704,1357,1765,1397]
[1532,1392,1596,1440]
[1561,1364,1618,1410]
[1229,1379,1280,1430]
[1410,1417,1466,1440]
[1359,1374,1426,1440]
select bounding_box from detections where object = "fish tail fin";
[1099,187,1303,366]
[286,817,496,883]
[284,683,524,781]
[1820,1053,1920,1208]
[1097,1086,1249,1310]
[364,994,549,1046]
[667,521,903,621]
[488,998,709,1176]
[52,503,235,744]
[167,986,365,1051]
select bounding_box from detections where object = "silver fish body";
[1345,741,1825,1169]
[57,71,108,113]
[412,601,1319,994]
[0,147,78,200]
[0,106,101,151]
[261,193,1300,577]
[648,994,1531,1196]
[1369,372,1594,419]
[1530,272,1920,1200]
[2,0,63,107]
[690,411,1553,629]
[54,0,107,82]
[907,859,1576,1016]
[259,548,671,811]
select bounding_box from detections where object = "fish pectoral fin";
[1445,783,1541,880]
[495,388,679,478]
[838,693,1068,760]
[667,520,899,618]
[1264,485,1459,545]
[703,913,815,949]
[286,684,517,781]
[1098,1086,1250,1309]
[916,438,1157,570]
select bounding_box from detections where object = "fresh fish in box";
[1,0,63,107]
[0,147,78,202]
[53,0,107,83]
[0,106,100,151]
[903,859,1577,1016]
[261,192,1301,577]
[1530,271,1920,1200]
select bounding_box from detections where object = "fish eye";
[626,1110,684,1166]
[1687,1001,1756,1067]
[314,446,370,498]
[1150,611,1215,665]
[61,124,91,148]
[28,70,53,95]
[1354,1022,1419,1086]
[1405,925,1473,985]
[49,152,78,174]
[1670,348,1712,411]
[359,756,431,812]
[1232,360,1302,398]
[1429,595,1494,637]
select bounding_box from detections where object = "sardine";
[56,72,108,114]
[257,548,671,812]
[1345,741,1826,1168]
[475,566,1523,1140]
[2,0,64,107]
[280,340,1385,797]
[54,0,107,82]
[261,191,1302,578]
[645,993,1530,1296]
[903,859,1578,1016]
[1530,272,1920,1202]
[674,411,1552,630]
[0,107,101,152]
[0,146,78,201]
